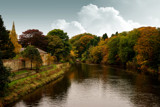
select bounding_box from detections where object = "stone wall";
[3,59,24,71]
[3,53,53,72]
[3,59,36,71]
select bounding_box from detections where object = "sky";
[1,0,160,38]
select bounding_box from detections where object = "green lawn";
[9,64,57,87]
[14,70,28,75]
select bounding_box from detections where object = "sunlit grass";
[14,70,28,75]
[3,63,70,105]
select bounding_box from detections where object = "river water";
[8,63,160,107]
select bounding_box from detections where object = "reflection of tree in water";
[44,76,71,100]
[130,74,160,107]
[22,86,43,107]
[21,76,71,107]
[100,65,160,107]
[70,63,104,82]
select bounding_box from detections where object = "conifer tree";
[0,15,15,59]
[102,33,108,40]
[0,51,11,97]
[9,22,22,53]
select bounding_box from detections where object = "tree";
[70,33,97,58]
[47,29,69,41]
[107,36,120,64]
[0,15,15,59]
[9,22,22,54]
[19,29,48,51]
[134,27,160,69]
[47,36,64,61]
[89,46,107,63]
[0,51,11,97]
[118,29,140,64]
[47,29,71,61]
[21,46,42,70]
[102,33,108,40]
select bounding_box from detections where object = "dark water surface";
[8,63,160,107]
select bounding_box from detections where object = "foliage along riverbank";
[70,27,160,74]
[0,63,70,106]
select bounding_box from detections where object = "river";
[8,63,160,107]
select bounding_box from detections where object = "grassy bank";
[1,63,70,106]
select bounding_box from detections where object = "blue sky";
[1,0,160,37]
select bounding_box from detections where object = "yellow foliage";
[70,50,78,58]
[9,22,22,54]
[47,54,55,65]
[89,45,107,63]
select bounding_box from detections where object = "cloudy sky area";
[1,0,160,37]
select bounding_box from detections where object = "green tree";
[0,15,15,59]
[47,36,64,61]
[102,33,108,40]
[47,29,71,61]
[21,46,42,70]
[47,29,69,41]
[0,51,11,97]
[107,36,120,64]
[118,29,140,64]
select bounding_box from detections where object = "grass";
[14,70,28,75]
[9,68,55,87]
[2,63,70,106]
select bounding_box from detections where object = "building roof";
[20,47,47,54]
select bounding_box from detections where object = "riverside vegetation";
[2,63,70,106]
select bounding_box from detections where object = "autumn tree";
[9,22,22,54]
[70,33,98,58]
[0,51,11,97]
[89,46,107,63]
[19,29,48,51]
[0,15,15,59]
[21,46,42,70]
[134,27,160,69]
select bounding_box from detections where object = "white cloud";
[51,19,86,37]
[51,4,141,38]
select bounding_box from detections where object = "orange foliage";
[134,27,160,66]
[79,35,94,52]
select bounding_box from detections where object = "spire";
[12,21,15,32]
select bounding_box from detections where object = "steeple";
[12,21,15,32]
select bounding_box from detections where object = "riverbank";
[0,63,70,106]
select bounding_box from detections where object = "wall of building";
[3,53,53,72]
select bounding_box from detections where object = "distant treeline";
[70,27,160,73]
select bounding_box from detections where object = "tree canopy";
[102,33,108,40]
[47,29,69,41]
[19,29,48,51]
[9,22,22,54]
[0,51,11,97]
[47,29,71,61]
[21,46,42,70]
[0,15,15,59]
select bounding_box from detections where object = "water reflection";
[8,63,160,107]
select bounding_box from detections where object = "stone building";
[3,48,52,71]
